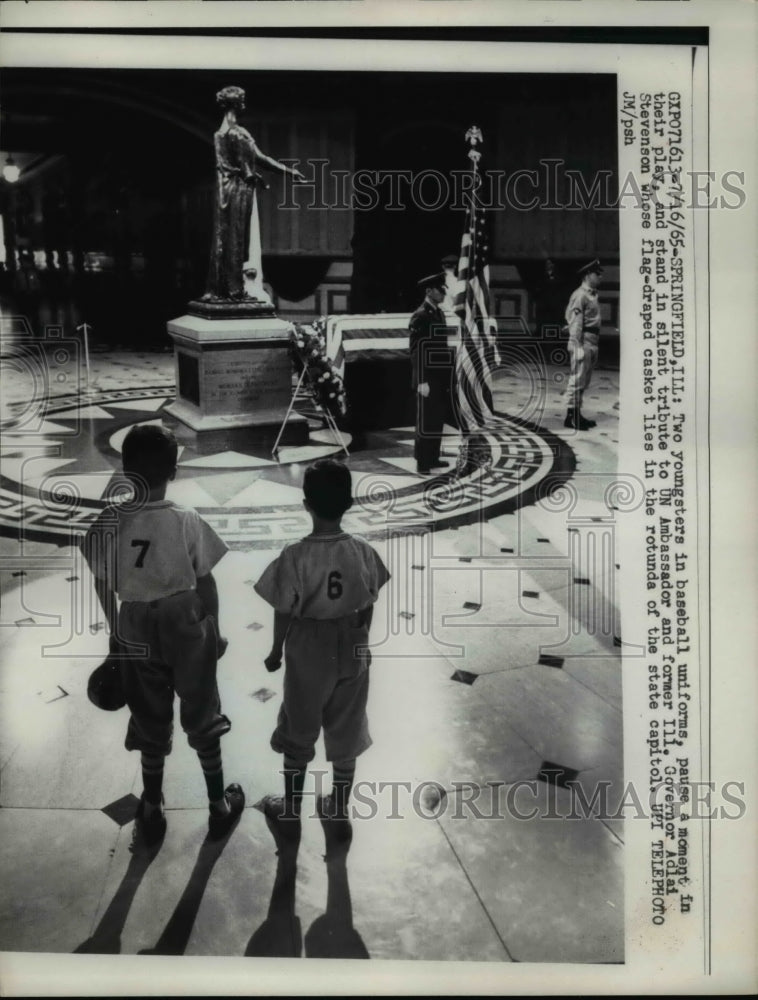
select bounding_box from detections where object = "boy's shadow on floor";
[244,838,302,958]
[246,810,368,959]
[74,810,243,956]
[74,827,164,954]
[138,817,242,956]
[303,848,369,960]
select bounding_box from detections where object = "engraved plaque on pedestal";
[165,314,308,453]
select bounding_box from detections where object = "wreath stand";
[271,362,350,461]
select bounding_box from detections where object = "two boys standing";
[84,425,388,850]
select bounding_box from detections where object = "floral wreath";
[289,318,348,420]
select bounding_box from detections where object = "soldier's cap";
[578,258,604,276]
[417,271,447,290]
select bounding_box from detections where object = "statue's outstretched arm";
[253,141,306,181]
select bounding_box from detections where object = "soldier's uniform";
[409,272,454,473]
[564,259,603,430]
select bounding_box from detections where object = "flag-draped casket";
[324,312,460,429]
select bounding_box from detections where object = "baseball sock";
[141,752,165,815]
[283,756,307,817]
[197,740,228,814]
[332,758,356,817]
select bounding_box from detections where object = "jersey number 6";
[327,570,343,599]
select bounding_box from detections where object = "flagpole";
[465,126,481,336]
[453,126,497,476]
[461,125,483,422]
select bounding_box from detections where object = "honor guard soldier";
[564,258,604,430]
[409,272,454,475]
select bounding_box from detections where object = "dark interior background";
[0,68,618,347]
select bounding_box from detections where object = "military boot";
[564,406,593,430]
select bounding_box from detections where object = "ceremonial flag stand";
[271,347,350,461]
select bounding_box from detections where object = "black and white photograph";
[0,2,755,996]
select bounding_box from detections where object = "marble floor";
[0,341,624,988]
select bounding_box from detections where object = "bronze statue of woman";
[200,86,305,309]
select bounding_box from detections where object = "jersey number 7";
[131,539,151,568]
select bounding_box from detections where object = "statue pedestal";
[164,314,309,454]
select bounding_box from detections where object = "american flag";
[453,198,498,431]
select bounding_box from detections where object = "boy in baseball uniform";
[255,459,389,848]
[83,424,244,846]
